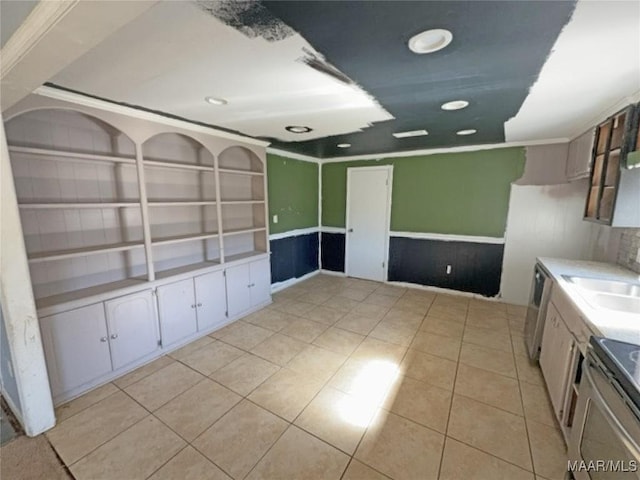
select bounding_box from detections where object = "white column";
[0,115,55,436]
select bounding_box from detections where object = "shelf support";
[134,143,155,281]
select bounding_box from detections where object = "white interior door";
[345,166,392,282]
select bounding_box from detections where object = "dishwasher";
[525,262,552,361]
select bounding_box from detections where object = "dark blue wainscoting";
[270,232,319,284]
[388,237,504,297]
[320,232,345,273]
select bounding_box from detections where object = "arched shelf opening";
[141,132,220,275]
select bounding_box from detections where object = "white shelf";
[36,277,147,310]
[19,202,139,209]
[225,251,267,263]
[154,260,221,280]
[28,242,145,263]
[151,232,219,246]
[218,168,263,176]
[148,201,216,207]
[220,200,265,205]
[144,159,214,172]
[8,145,136,165]
[223,227,266,237]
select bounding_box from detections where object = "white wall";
[500,179,599,305]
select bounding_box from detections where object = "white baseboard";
[386,280,500,301]
[271,270,320,293]
[319,269,346,277]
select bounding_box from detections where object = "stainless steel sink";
[563,275,640,298]
[589,293,640,314]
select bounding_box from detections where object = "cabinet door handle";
[191,304,196,308]
[197,303,202,307]
[110,334,118,340]
[247,284,251,288]
[100,337,108,343]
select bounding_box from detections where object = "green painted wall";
[267,154,319,234]
[321,147,525,237]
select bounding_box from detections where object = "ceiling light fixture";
[285,126,313,133]
[337,143,351,148]
[408,29,453,54]
[392,129,429,139]
[441,100,469,111]
[205,96,228,105]
[456,129,477,136]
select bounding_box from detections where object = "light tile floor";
[46,274,567,480]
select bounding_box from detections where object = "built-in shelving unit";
[5,102,270,309]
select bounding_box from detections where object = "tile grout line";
[436,297,470,480]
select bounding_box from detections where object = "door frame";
[344,165,394,281]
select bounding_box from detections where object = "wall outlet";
[273,214,278,224]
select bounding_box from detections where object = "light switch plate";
[273,214,278,224]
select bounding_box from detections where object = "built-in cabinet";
[4,94,272,405]
[40,290,159,399]
[539,285,591,445]
[225,258,271,317]
[540,303,575,418]
[584,104,640,226]
[157,271,227,348]
[566,129,595,181]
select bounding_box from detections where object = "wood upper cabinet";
[566,129,595,181]
[584,104,640,226]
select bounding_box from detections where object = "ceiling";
[7,0,640,158]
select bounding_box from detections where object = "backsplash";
[617,228,640,273]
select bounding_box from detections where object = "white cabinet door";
[249,258,271,307]
[105,290,160,370]
[157,279,198,347]
[195,271,227,331]
[567,129,595,181]
[225,263,251,318]
[540,303,575,419]
[40,304,112,397]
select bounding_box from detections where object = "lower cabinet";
[540,302,575,419]
[39,258,270,404]
[157,271,228,348]
[40,290,159,399]
[225,258,271,317]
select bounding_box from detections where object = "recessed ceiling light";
[205,96,227,105]
[456,129,477,136]
[408,29,453,54]
[393,129,429,139]
[337,143,351,148]
[441,100,469,111]
[286,126,313,133]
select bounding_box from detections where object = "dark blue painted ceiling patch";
[261,0,576,158]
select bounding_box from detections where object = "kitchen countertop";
[538,257,640,345]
